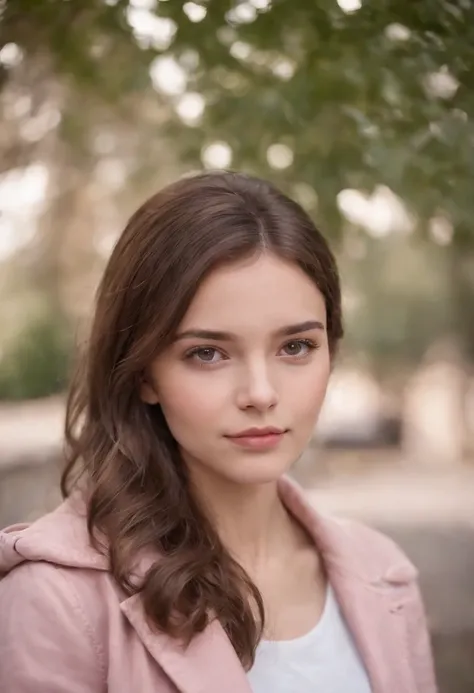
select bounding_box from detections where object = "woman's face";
[142,253,331,487]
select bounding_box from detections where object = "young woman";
[0,172,437,693]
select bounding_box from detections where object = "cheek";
[156,368,225,433]
[289,359,330,417]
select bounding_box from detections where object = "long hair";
[62,171,344,669]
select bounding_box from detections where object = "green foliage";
[155,0,474,235]
[4,0,474,235]
[0,313,72,401]
[2,0,146,100]
[2,0,474,368]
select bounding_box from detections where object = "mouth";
[225,427,287,450]
[229,427,286,438]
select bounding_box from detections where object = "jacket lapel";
[120,593,253,693]
[328,567,419,693]
[278,475,421,693]
[120,476,422,693]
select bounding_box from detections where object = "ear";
[140,376,159,405]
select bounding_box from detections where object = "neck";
[188,470,300,574]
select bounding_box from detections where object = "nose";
[235,361,279,412]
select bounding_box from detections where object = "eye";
[280,339,318,358]
[185,346,226,364]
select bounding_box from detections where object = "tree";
[1,0,473,366]
[3,0,474,232]
[157,0,474,357]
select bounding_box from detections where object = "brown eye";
[284,341,304,356]
[185,346,226,364]
[280,339,317,358]
[196,348,218,362]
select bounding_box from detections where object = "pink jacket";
[0,476,437,693]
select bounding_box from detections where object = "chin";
[220,453,292,487]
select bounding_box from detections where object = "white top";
[247,584,371,693]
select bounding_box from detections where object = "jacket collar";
[1,476,420,693]
[277,476,420,693]
[120,476,420,693]
[277,475,418,585]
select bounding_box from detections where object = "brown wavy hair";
[62,171,343,669]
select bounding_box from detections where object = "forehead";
[180,254,326,331]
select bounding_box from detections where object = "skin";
[141,252,332,640]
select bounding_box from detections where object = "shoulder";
[338,518,402,561]
[319,514,419,583]
[1,559,107,651]
[0,560,109,689]
[278,476,417,583]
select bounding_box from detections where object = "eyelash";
[184,339,319,366]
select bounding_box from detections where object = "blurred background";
[0,1,473,690]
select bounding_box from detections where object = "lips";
[225,427,287,450]
[228,427,285,438]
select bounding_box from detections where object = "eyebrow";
[174,320,325,342]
